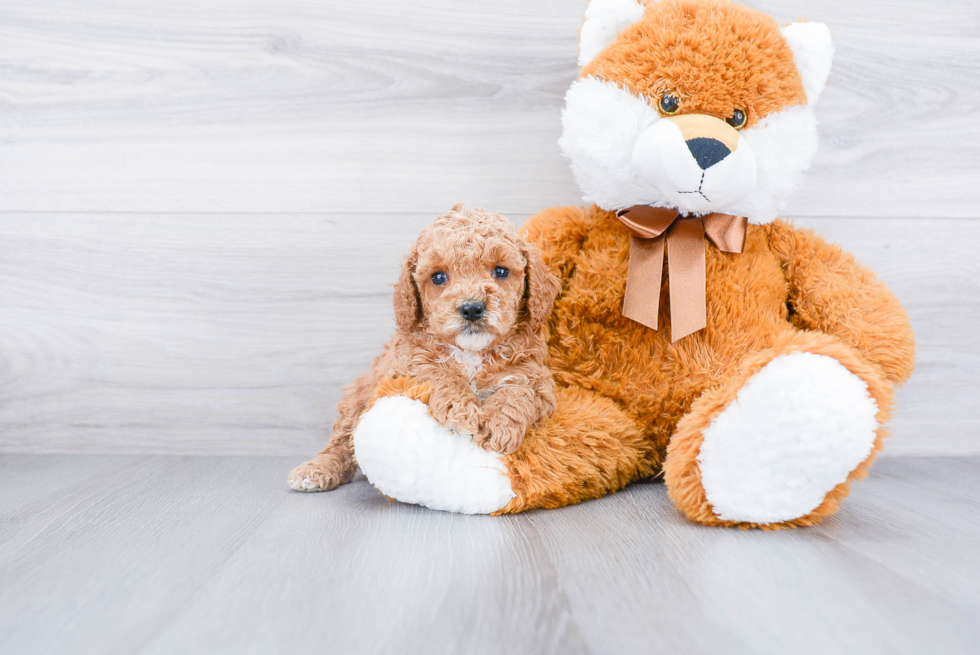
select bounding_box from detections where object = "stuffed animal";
[324,0,917,529]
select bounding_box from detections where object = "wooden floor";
[1,454,978,655]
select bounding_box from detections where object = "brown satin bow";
[616,205,748,342]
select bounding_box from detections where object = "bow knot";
[615,206,748,341]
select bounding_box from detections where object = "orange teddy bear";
[323,0,916,529]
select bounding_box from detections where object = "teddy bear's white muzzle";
[632,119,758,215]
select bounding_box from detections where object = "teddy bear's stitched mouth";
[677,171,712,203]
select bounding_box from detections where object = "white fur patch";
[454,330,494,353]
[782,22,835,106]
[578,0,647,67]
[445,343,485,380]
[560,77,665,212]
[353,396,515,515]
[288,476,317,492]
[727,105,819,223]
[697,353,879,524]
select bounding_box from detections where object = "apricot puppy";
[288,203,562,492]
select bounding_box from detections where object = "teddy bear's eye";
[658,93,681,115]
[726,108,747,129]
[431,271,448,286]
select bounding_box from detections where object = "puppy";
[288,203,562,492]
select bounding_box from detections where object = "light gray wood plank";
[0,0,977,216]
[815,457,980,614]
[140,477,588,655]
[1,455,979,655]
[529,481,980,655]
[0,213,976,456]
[0,456,289,655]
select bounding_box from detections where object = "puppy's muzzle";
[458,301,486,322]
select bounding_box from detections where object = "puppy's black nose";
[459,301,486,322]
[686,137,731,170]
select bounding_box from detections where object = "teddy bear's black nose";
[459,301,486,322]
[687,137,732,170]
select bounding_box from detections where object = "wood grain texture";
[1,454,978,655]
[1,213,976,456]
[0,0,978,216]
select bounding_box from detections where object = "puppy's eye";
[492,266,510,280]
[659,93,681,115]
[430,271,448,286]
[726,108,747,129]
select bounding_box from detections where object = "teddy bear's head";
[560,0,834,223]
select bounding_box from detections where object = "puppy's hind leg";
[288,373,371,492]
[288,436,357,492]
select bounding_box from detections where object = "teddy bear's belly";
[548,222,791,447]
[353,396,516,514]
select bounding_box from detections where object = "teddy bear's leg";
[353,380,654,515]
[663,331,894,529]
[494,385,657,514]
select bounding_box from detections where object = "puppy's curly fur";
[288,204,562,492]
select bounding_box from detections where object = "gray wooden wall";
[1,0,977,457]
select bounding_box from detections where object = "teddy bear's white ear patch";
[578,0,648,67]
[782,21,835,105]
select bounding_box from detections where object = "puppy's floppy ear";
[520,240,562,332]
[393,246,422,334]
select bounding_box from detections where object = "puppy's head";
[394,204,560,352]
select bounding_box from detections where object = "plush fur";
[288,204,561,493]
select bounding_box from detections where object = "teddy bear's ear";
[578,0,648,67]
[782,21,835,106]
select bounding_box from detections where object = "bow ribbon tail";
[622,234,666,330]
[616,207,746,342]
[702,212,749,253]
[666,217,707,342]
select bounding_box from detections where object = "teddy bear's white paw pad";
[697,352,879,524]
[353,396,516,514]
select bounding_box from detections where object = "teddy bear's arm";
[766,219,916,385]
[522,205,593,282]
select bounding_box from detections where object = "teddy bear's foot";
[353,395,516,514]
[664,332,894,529]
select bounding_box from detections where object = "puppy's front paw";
[429,395,482,437]
[474,416,525,456]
